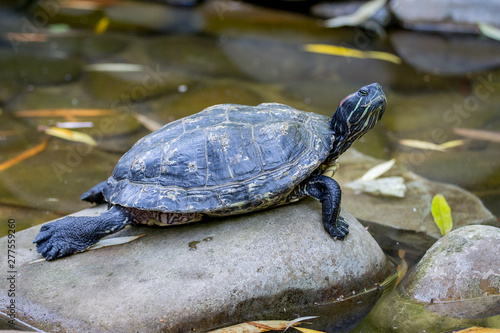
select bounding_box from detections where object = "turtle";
[34,83,386,260]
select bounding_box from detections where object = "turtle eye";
[359,89,368,97]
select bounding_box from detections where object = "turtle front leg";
[34,205,132,260]
[303,175,349,240]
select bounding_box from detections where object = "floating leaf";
[56,121,94,129]
[478,23,500,41]
[304,44,401,64]
[133,113,163,132]
[14,109,115,118]
[431,194,453,236]
[395,249,408,287]
[94,16,110,35]
[0,138,48,171]
[284,316,319,331]
[360,159,396,181]
[453,128,500,143]
[398,139,446,152]
[84,63,145,72]
[439,139,466,149]
[324,0,387,28]
[43,127,97,146]
[88,235,147,251]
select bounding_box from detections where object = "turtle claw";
[326,216,349,240]
[33,217,93,261]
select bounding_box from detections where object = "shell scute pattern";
[103,103,333,214]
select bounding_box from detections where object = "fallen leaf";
[88,235,147,251]
[0,138,48,171]
[14,109,115,118]
[453,128,500,143]
[84,63,145,72]
[478,23,500,41]
[55,121,94,129]
[438,139,466,149]
[304,44,401,64]
[431,194,453,236]
[133,113,163,132]
[395,249,408,287]
[284,316,319,331]
[360,159,396,181]
[43,127,97,146]
[94,16,110,35]
[323,0,387,28]
[398,139,447,152]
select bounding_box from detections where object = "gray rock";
[403,225,500,319]
[358,225,500,332]
[0,200,392,332]
[390,0,500,33]
[390,31,500,75]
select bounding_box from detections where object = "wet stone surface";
[358,225,500,332]
[0,200,392,332]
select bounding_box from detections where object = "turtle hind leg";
[303,175,349,240]
[34,205,132,260]
[81,180,107,204]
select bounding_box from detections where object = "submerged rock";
[358,225,500,332]
[0,200,392,332]
[391,31,500,75]
[390,0,500,33]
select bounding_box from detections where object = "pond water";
[0,0,499,330]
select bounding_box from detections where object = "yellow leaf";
[478,23,500,42]
[438,139,466,149]
[14,109,115,118]
[94,16,110,35]
[294,328,326,333]
[0,138,48,171]
[44,127,97,146]
[431,194,453,236]
[398,139,446,152]
[395,249,408,287]
[304,44,401,64]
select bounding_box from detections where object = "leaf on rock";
[431,194,453,236]
[208,320,292,332]
[88,234,147,251]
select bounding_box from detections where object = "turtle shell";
[103,103,334,215]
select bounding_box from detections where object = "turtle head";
[329,83,386,158]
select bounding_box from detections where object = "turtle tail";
[34,206,132,260]
[81,180,108,204]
